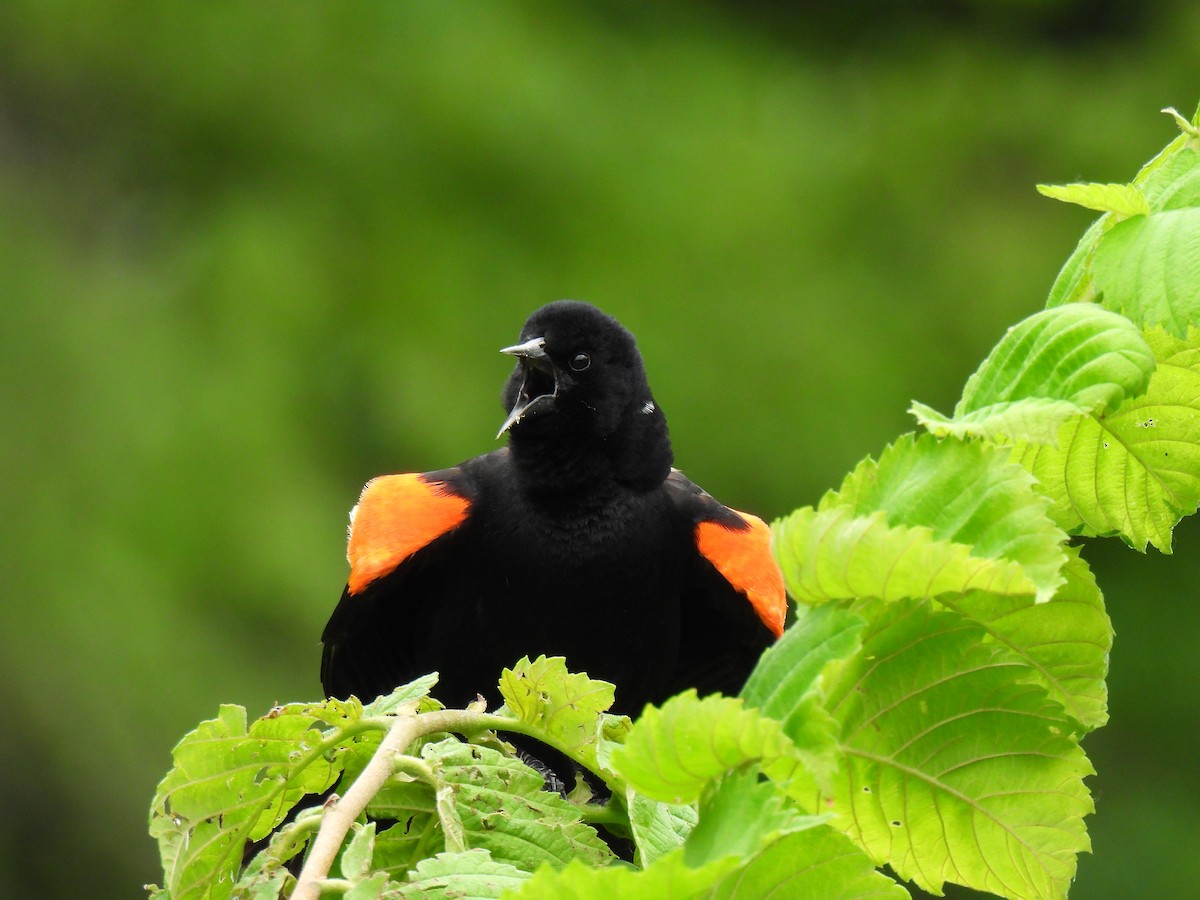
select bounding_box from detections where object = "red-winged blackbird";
[321,301,785,717]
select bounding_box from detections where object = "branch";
[292,702,489,900]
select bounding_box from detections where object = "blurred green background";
[1,2,1197,897]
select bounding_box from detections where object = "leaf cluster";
[148,102,1200,899]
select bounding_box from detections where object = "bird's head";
[498,300,672,489]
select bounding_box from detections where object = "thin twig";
[291,706,488,899]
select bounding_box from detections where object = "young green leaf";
[1134,137,1200,211]
[740,603,862,799]
[706,826,911,900]
[937,547,1110,731]
[1009,327,1200,550]
[509,850,740,900]
[1036,181,1149,217]
[911,304,1155,444]
[911,396,1089,445]
[825,434,1069,601]
[625,793,697,866]
[774,505,1038,605]
[423,738,614,871]
[497,655,615,770]
[341,822,378,881]
[1091,208,1200,337]
[371,805,444,880]
[362,672,440,716]
[344,873,391,900]
[611,692,798,805]
[150,701,356,900]
[683,768,827,868]
[827,599,1094,900]
[394,849,531,899]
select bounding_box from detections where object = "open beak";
[497,337,557,438]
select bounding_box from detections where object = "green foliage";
[1009,327,1200,550]
[148,102,1200,900]
[910,304,1155,444]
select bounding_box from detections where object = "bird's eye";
[569,351,591,371]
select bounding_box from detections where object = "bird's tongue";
[497,362,557,438]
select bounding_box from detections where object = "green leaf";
[1036,181,1150,217]
[395,849,531,899]
[341,822,377,881]
[740,603,862,799]
[611,692,798,805]
[344,873,391,900]
[827,599,1094,900]
[1046,215,1104,307]
[372,810,444,879]
[424,738,614,870]
[816,434,1068,601]
[498,656,615,770]
[776,504,1045,607]
[362,672,441,716]
[938,547,1111,731]
[625,793,697,866]
[1009,327,1200,550]
[1091,208,1200,337]
[508,850,740,900]
[683,768,827,868]
[911,397,1089,445]
[1135,136,1200,211]
[741,603,864,717]
[707,826,911,899]
[911,305,1155,444]
[150,701,354,900]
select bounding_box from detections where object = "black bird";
[321,300,784,718]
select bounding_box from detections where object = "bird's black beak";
[497,336,557,438]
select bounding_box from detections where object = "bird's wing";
[344,469,472,595]
[665,469,787,638]
[320,464,477,700]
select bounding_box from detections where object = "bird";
[320,300,786,719]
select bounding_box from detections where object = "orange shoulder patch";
[695,511,786,637]
[346,473,470,595]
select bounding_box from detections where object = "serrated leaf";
[344,872,391,900]
[684,768,827,868]
[593,713,631,773]
[611,692,798,805]
[911,304,1155,444]
[498,656,615,770]
[775,505,1039,606]
[231,849,292,900]
[1036,181,1149,217]
[507,850,740,900]
[1009,327,1200,550]
[938,547,1111,731]
[396,849,531,899]
[626,793,697,866]
[372,810,444,879]
[911,397,1088,444]
[422,738,613,870]
[366,761,441,872]
[341,822,377,881]
[1091,208,1200,337]
[1135,138,1200,210]
[707,826,911,900]
[741,603,865,716]
[740,603,862,800]
[150,701,355,900]
[362,672,441,716]
[829,433,1069,600]
[827,599,1094,900]
[1046,215,1104,307]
